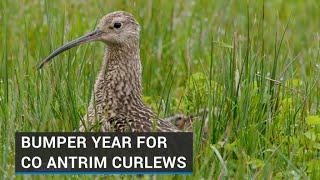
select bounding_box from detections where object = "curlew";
[38,11,194,132]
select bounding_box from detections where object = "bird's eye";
[113,22,122,29]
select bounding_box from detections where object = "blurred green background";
[1,0,320,179]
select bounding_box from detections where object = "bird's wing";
[126,117,179,132]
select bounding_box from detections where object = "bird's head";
[97,11,140,44]
[37,11,140,69]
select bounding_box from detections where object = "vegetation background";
[1,0,320,179]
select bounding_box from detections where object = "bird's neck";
[95,42,147,115]
[105,43,143,98]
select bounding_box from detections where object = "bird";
[38,11,195,132]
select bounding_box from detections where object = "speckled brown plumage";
[38,11,191,132]
[79,12,180,132]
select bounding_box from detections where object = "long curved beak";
[37,29,104,69]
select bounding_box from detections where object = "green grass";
[1,0,320,179]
